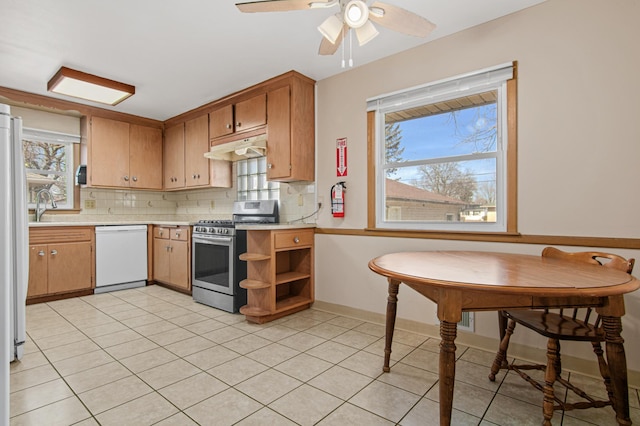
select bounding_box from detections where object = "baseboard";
[311,300,640,389]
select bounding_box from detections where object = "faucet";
[35,188,57,222]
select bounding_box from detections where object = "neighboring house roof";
[385,178,466,205]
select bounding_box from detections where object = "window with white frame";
[23,128,78,210]
[236,156,279,201]
[368,62,516,232]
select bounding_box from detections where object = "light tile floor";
[10,285,640,425]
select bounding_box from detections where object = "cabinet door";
[47,242,93,294]
[153,237,171,283]
[91,117,130,187]
[185,115,210,188]
[164,123,185,189]
[266,86,291,180]
[235,93,266,132]
[27,245,48,297]
[169,239,190,290]
[209,105,234,139]
[129,124,163,190]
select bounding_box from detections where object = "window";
[236,156,279,201]
[23,128,79,210]
[368,63,516,232]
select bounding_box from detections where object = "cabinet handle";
[166,245,170,252]
[197,174,200,179]
[38,250,45,257]
[293,237,300,244]
[132,176,138,182]
[267,163,273,169]
[159,230,163,237]
[50,249,58,255]
[226,123,232,129]
[175,232,180,238]
[192,174,197,179]
[236,122,241,128]
[123,175,129,182]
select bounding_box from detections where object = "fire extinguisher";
[331,181,346,217]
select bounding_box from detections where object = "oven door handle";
[193,236,233,244]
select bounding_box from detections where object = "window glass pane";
[22,134,73,210]
[384,159,496,223]
[236,158,279,201]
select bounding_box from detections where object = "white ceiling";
[0,0,545,121]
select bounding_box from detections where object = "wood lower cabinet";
[239,227,314,324]
[152,226,190,291]
[27,227,95,301]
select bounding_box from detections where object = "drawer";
[274,229,313,249]
[171,226,189,241]
[153,227,170,239]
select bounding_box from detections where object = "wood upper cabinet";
[164,123,185,189]
[266,75,315,182]
[129,124,163,189]
[27,227,95,299]
[210,93,266,142]
[185,114,210,187]
[165,115,231,190]
[89,116,163,189]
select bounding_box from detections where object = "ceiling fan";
[235,0,436,57]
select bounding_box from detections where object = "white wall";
[313,0,640,375]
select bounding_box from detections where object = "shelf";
[240,305,271,316]
[239,253,271,261]
[240,279,270,290]
[276,271,311,286]
[275,295,312,313]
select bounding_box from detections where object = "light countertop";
[235,223,316,230]
[29,221,194,227]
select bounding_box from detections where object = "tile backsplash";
[46,180,317,224]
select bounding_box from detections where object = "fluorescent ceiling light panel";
[47,67,135,106]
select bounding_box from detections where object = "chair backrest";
[541,246,635,274]
[540,247,635,324]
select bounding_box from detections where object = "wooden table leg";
[383,279,400,373]
[439,320,457,426]
[602,315,631,426]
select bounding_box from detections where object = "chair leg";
[498,311,509,366]
[554,340,562,377]
[542,338,560,426]
[489,318,516,381]
[592,341,614,404]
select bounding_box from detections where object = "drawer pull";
[175,232,180,238]
[293,237,300,244]
[38,250,45,257]
[50,249,58,256]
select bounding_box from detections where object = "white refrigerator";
[1,103,28,421]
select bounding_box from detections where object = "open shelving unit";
[239,227,314,324]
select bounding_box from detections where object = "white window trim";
[370,64,513,232]
[23,128,79,210]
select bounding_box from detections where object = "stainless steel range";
[192,200,278,313]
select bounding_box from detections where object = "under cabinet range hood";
[204,134,267,161]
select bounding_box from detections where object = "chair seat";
[505,310,605,342]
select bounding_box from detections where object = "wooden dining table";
[368,251,640,426]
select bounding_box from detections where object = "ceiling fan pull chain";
[341,26,346,68]
[349,29,353,67]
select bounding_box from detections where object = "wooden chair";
[488,246,635,425]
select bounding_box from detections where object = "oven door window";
[193,238,234,295]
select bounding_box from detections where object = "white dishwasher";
[95,225,148,293]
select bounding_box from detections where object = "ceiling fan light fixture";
[318,13,343,44]
[355,19,379,46]
[344,0,369,28]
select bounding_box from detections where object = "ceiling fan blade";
[318,25,348,55]
[236,0,324,13]
[369,2,436,38]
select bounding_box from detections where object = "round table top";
[369,251,640,297]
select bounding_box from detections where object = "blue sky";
[388,105,497,186]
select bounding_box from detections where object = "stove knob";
[223,228,229,234]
